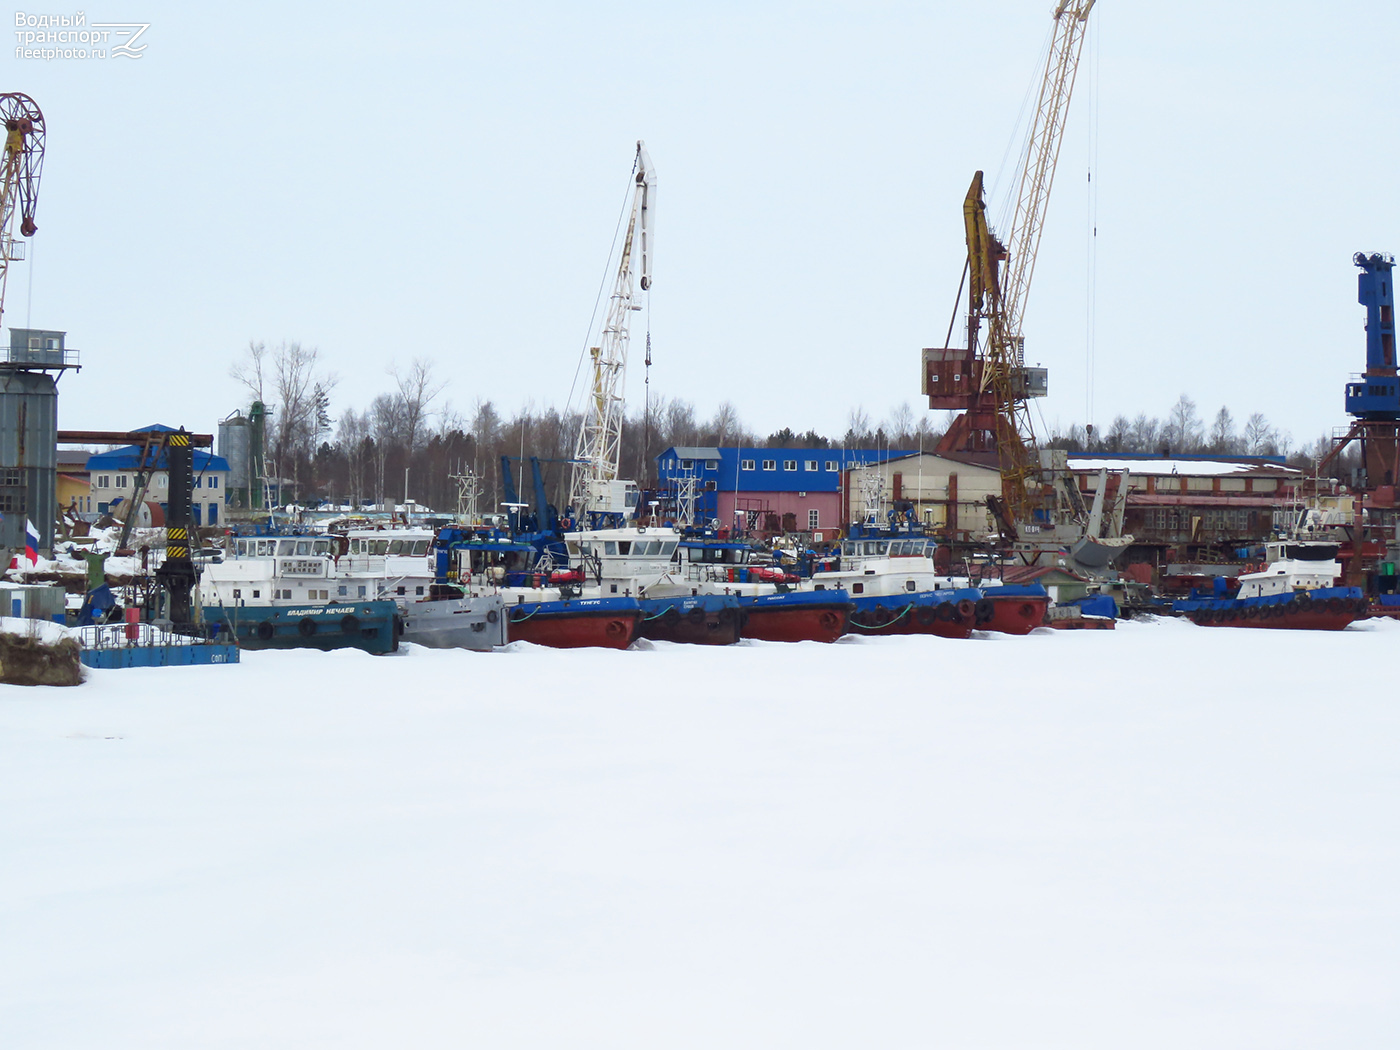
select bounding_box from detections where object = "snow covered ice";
[2,620,1397,1048]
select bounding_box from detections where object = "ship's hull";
[638,594,742,646]
[977,585,1052,635]
[1178,591,1367,630]
[505,597,642,650]
[400,594,508,651]
[844,591,982,640]
[738,591,853,643]
[205,601,401,654]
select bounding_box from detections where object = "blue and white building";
[655,446,913,535]
[86,424,231,526]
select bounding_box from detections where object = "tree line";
[230,344,1352,515]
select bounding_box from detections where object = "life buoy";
[298,617,318,637]
[486,609,499,624]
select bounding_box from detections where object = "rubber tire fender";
[297,617,318,637]
[256,621,275,641]
[974,598,996,624]
[340,614,361,635]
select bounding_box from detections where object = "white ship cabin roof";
[842,536,935,559]
[566,526,681,563]
[234,536,337,558]
[345,529,434,557]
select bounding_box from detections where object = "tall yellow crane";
[0,92,45,326]
[925,1,1095,530]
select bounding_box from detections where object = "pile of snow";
[0,615,74,645]
[2,620,1396,1047]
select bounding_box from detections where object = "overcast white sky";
[9,1,1400,450]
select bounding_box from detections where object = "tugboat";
[436,527,643,650]
[1173,536,1367,630]
[199,534,401,654]
[670,534,854,643]
[339,526,507,650]
[811,531,983,640]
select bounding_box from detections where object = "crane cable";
[1084,11,1100,430]
[564,155,639,422]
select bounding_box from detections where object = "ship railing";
[76,622,207,648]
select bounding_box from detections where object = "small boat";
[438,527,642,649]
[811,534,983,640]
[1173,537,1366,630]
[199,533,400,654]
[339,526,506,651]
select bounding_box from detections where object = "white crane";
[568,141,655,524]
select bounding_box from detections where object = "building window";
[681,458,693,470]
[741,459,755,471]
[762,459,776,471]
[0,468,20,486]
[808,509,820,529]
[232,589,241,599]
[825,461,838,471]
[209,476,219,489]
[0,490,26,513]
[801,460,814,471]
[783,460,797,471]
[338,585,348,596]
[156,475,166,488]
[116,475,127,488]
[706,459,718,470]
[207,504,219,525]
[905,580,917,592]
[416,585,425,596]
[97,475,109,488]
[705,480,717,491]
[252,589,260,599]
[97,502,109,514]
[852,582,864,594]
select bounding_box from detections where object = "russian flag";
[24,519,39,565]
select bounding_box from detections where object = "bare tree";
[336,408,370,507]
[370,393,405,504]
[1243,412,1275,456]
[1163,394,1201,454]
[391,358,448,455]
[231,340,337,498]
[1207,406,1237,454]
[887,402,916,446]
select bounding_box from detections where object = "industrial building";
[0,328,79,556]
[654,446,913,537]
[85,425,230,526]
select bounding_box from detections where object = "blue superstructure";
[1344,252,1400,419]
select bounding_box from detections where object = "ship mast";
[568,141,655,523]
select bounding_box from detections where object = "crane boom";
[1000,0,1095,338]
[568,141,655,523]
[0,92,45,328]
[926,2,1095,530]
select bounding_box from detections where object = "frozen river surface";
[3,619,1397,1048]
